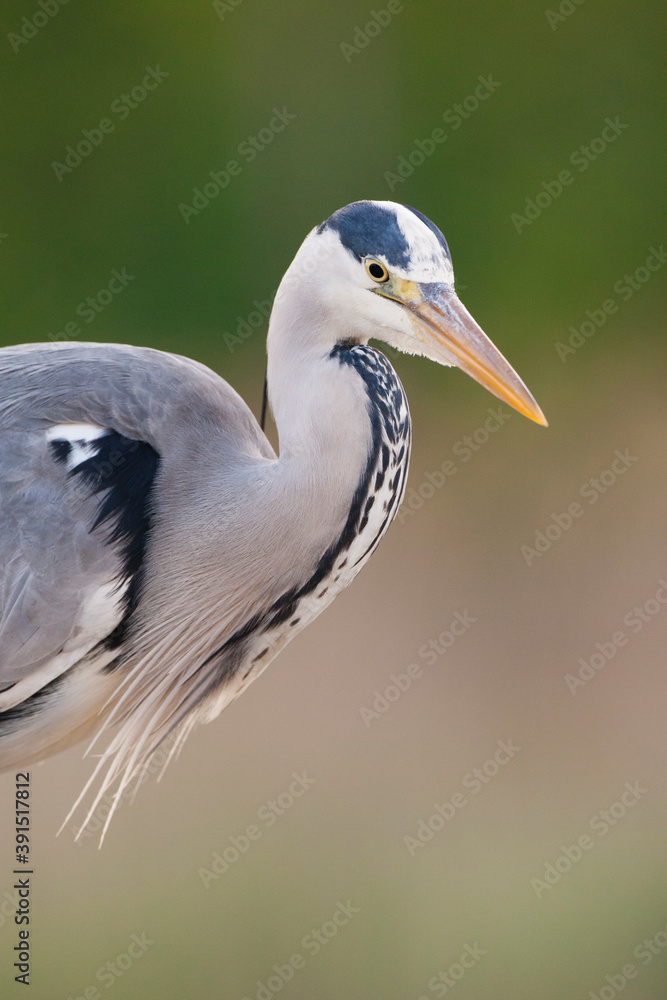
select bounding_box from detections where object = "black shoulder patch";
[318,201,411,267]
[49,439,71,465]
[71,431,161,652]
[405,205,451,261]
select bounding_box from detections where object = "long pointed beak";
[397,282,548,426]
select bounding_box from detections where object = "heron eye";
[365,259,389,283]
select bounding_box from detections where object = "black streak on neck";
[189,343,409,707]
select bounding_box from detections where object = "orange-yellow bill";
[397,281,548,426]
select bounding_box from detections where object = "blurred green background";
[1,0,666,997]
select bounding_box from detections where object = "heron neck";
[266,291,372,472]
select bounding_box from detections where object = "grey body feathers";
[0,341,410,817]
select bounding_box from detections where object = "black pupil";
[369,262,385,280]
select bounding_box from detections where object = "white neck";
[266,270,370,470]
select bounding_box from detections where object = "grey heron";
[0,200,546,838]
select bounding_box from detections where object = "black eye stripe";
[319,202,411,266]
[318,201,452,268]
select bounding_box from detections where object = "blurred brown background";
[0,0,665,997]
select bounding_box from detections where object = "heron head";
[300,200,547,426]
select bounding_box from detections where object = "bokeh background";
[1,1,665,997]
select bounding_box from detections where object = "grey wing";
[0,422,153,707]
[0,340,272,713]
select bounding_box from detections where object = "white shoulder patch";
[46,422,108,470]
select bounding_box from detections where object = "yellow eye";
[365,258,389,283]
